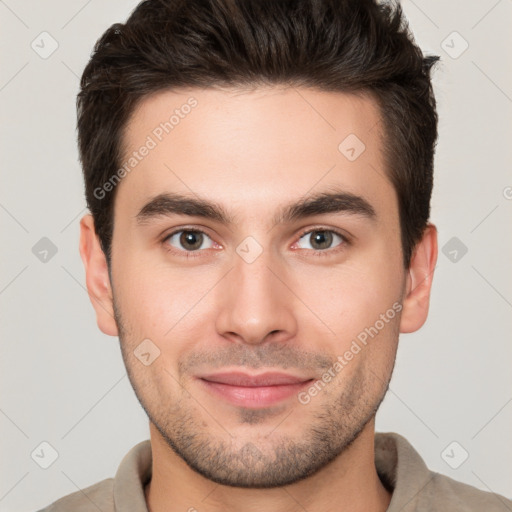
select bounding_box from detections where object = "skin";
[79,86,437,512]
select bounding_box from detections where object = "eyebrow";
[135,188,376,226]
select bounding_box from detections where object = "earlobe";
[399,224,438,334]
[79,214,119,337]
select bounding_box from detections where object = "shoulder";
[375,432,512,511]
[421,471,512,511]
[36,478,114,512]
[35,439,151,512]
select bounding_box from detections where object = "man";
[39,0,511,510]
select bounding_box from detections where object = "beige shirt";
[38,432,511,511]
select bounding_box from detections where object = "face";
[81,86,436,488]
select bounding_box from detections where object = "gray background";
[1,1,511,510]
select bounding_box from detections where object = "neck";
[144,420,391,512]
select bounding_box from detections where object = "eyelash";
[296,227,350,257]
[161,226,350,259]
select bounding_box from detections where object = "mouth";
[196,371,314,408]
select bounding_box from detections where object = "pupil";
[181,231,202,250]
[312,231,332,249]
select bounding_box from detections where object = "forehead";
[116,86,395,223]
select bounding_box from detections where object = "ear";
[399,223,438,333]
[79,214,118,336]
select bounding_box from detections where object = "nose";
[214,246,298,346]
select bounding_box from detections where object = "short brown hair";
[77,0,440,267]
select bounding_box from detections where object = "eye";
[295,229,347,252]
[164,229,215,252]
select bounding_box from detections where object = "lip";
[196,371,314,408]
[199,371,311,387]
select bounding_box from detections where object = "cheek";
[113,254,218,344]
[295,259,402,327]
[290,256,403,377]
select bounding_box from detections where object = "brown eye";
[296,230,346,251]
[165,230,213,251]
[310,231,333,250]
